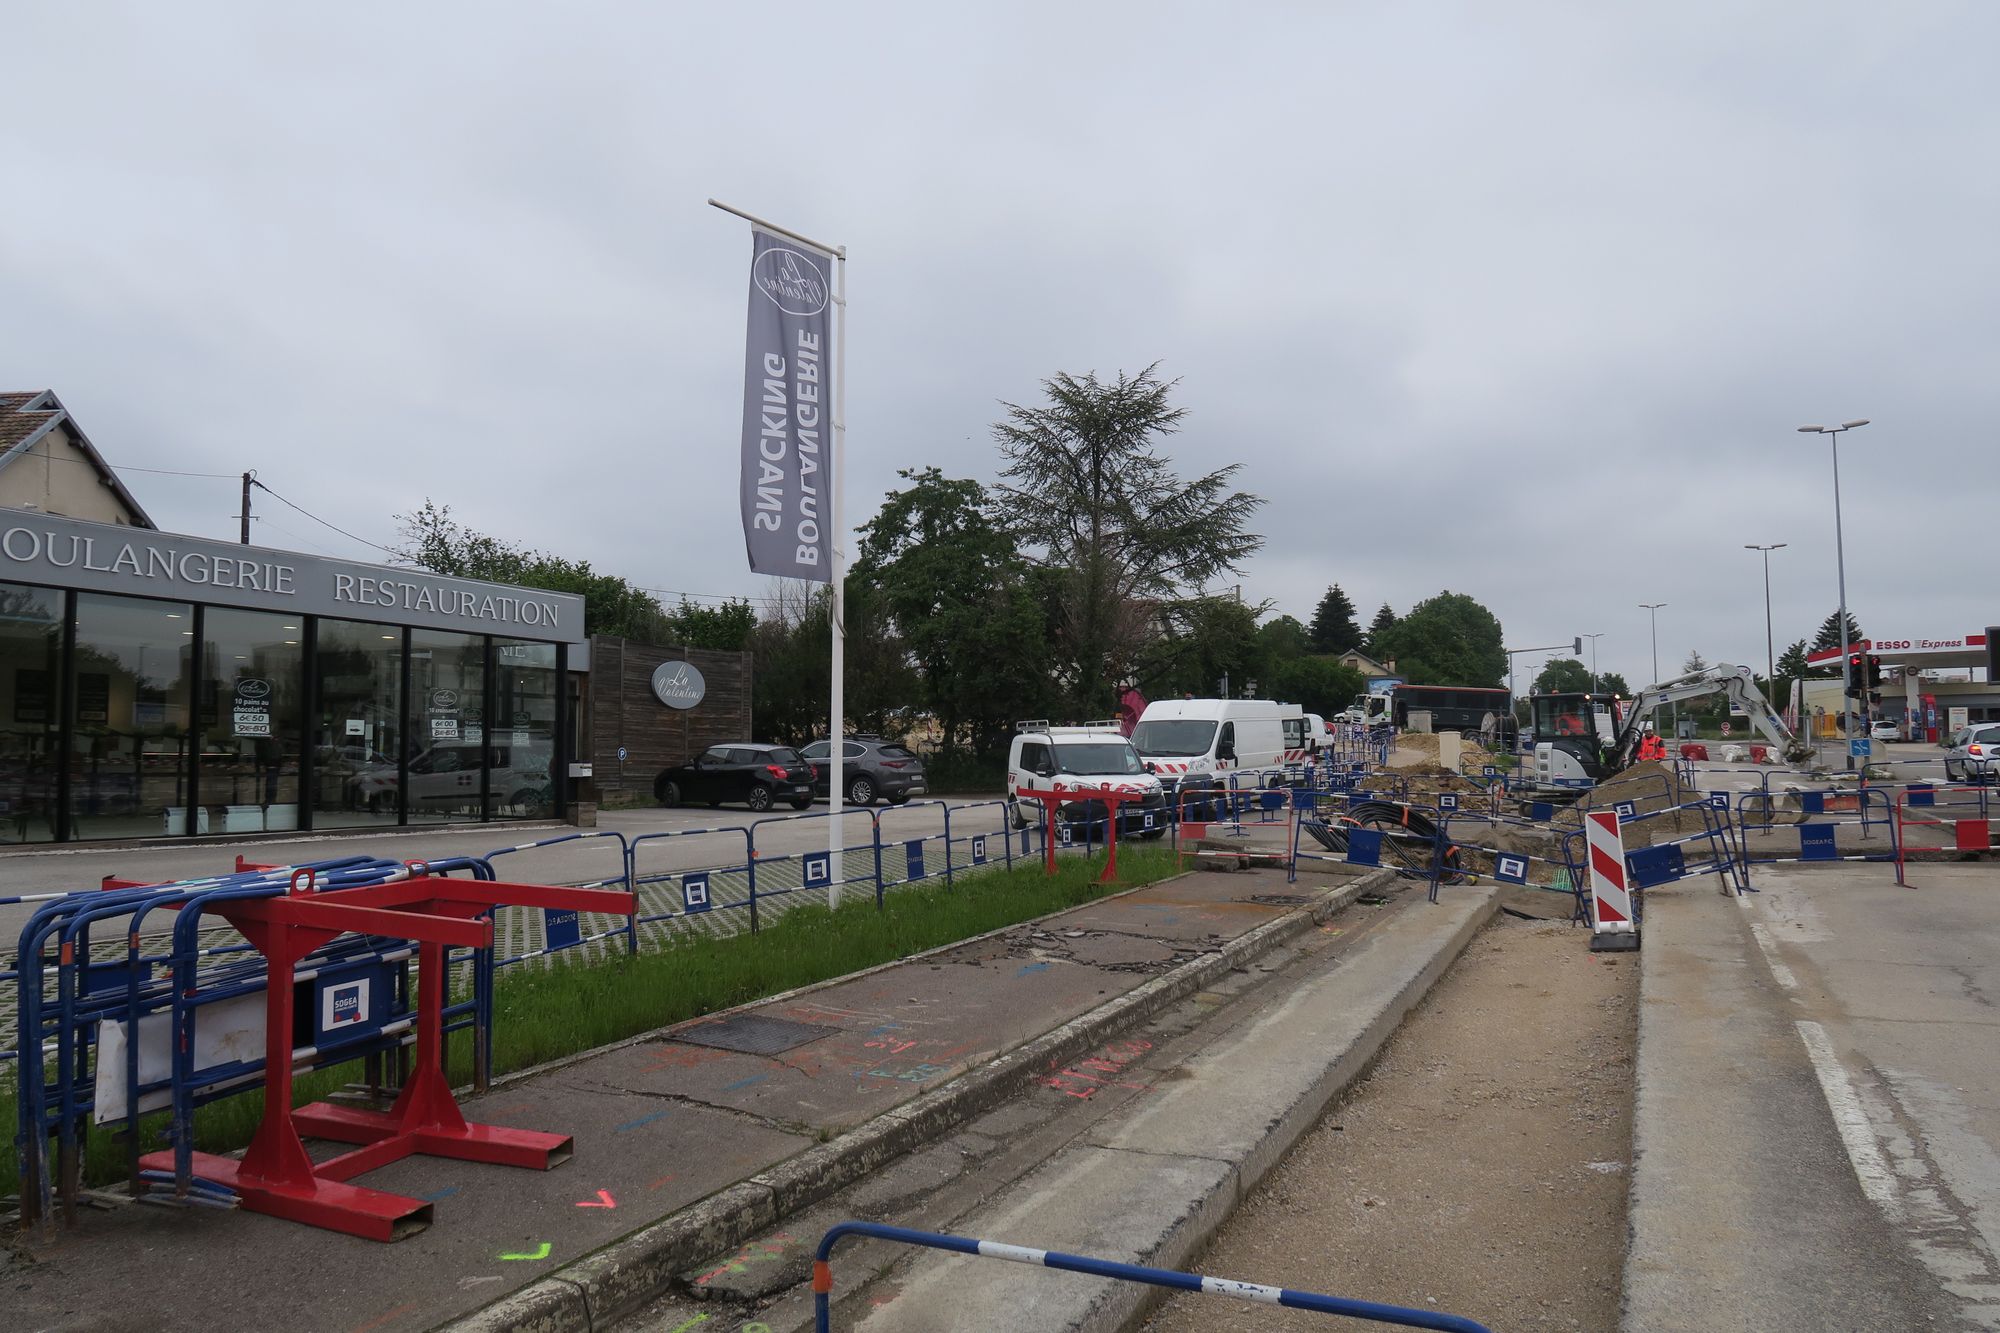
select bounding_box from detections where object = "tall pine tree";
[1810,610,1864,653]
[1364,603,1398,655]
[1307,585,1361,653]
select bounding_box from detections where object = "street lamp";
[1581,633,1604,693]
[1639,603,1668,737]
[1798,419,1870,769]
[1744,543,1787,709]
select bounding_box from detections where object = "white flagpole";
[827,247,847,908]
[707,199,847,908]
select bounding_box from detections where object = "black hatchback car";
[798,736,929,806]
[655,743,815,813]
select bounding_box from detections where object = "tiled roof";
[0,391,59,452]
[0,390,156,528]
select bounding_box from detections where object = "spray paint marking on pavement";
[616,1108,672,1132]
[1041,1037,1154,1099]
[576,1189,617,1209]
[693,1233,796,1287]
[500,1242,553,1261]
[351,1304,416,1333]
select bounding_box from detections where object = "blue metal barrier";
[811,1220,1493,1331]
[943,800,1016,881]
[1733,787,1900,889]
[628,823,758,929]
[746,806,882,911]
[485,829,633,959]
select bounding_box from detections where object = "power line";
[21,450,238,480]
[249,479,401,558]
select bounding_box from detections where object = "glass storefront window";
[69,593,194,839]
[408,629,486,824]
[0,582,64,843]
[198,607,303,837]
[313,620,403,829]
[491,639,557,818]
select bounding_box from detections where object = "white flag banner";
[738,227,834,582]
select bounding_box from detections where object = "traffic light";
[1866,654,1884,688]
[1846,652,1864,698]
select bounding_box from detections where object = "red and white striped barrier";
[1586,809,1639,952]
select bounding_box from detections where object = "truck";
[1129,698,1309,814]
[1533,663,1813,788]
[1337,683,1516,744]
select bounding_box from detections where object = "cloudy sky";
[4,3,1992,690]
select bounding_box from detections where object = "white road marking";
[1747,922,1800,991]
[1795,1019,1903,1219]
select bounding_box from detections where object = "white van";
[1130,699,1309,808]
[1006,720,1168,837]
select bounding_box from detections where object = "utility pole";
[239,471,254,544]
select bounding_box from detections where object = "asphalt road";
[1745,860,2000,1326]
[0,795,998,941]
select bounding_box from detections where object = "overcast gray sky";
[3,3,1993,690]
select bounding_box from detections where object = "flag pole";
[708,199,848,908]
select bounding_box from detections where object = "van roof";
[1136,698,1294,721]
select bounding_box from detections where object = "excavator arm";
[1611,664,1814,768]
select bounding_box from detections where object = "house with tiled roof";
[0,391,153,528]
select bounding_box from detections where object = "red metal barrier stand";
[137,866,635,1241]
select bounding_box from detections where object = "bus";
[1343,684,1514,737]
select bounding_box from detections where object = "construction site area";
[3,709,1994,1333]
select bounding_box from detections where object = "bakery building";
[0,390,584,842]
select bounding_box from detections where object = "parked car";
[655,743,814,812]
[1870,719,1901,742]
[1944,723,2000,783]
[798,736,928,806]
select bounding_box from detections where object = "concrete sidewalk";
[1621,881,1957,1331]
[9,862,1383,1333]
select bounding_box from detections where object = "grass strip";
[4,846,1181,1200]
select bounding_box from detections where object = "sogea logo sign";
[651,661,706,710]
[322,977,371,1035]
[753,247,830,315]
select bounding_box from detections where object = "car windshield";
[1130,719,1217,757]
[801,742,829,759]
[1054,741,1146,775]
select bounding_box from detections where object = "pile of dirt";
[1577,760,1713,843]
[1382,733,1499,772]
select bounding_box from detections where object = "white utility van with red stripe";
[1130,698,1310,813]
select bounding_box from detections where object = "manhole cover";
[671,1014,840,1056]
[1246,893,1309,906]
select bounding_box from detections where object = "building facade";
[0,511,585,843]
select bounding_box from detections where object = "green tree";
[1307,586,1361,654]
[992,365,1264,711]
[1374,591,1505,687]
[856,467,1051,755]
[1810,610,1865,655]
[1599,671,1632,696]
[1775,639,1811,681]
[1364,603,1398,655]
[658,599,756,651]
[393,501,669,640]
[1139,596,1265,700]
[1533,657,1594,693]
[1265,657,1366,718]
[1256,614,1311,663]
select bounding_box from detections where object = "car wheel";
[847,776,875,806]
[746,784,774,813]
[657,779,681,808]
[789,796,813,810]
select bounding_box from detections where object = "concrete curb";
[442,866,1397,1332]
[1090,886,1500,1333]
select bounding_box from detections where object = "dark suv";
[655,743,815,812]
[798,736,928,806]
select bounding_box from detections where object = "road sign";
[1850,738,1873,758]
[617,746,628,762]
